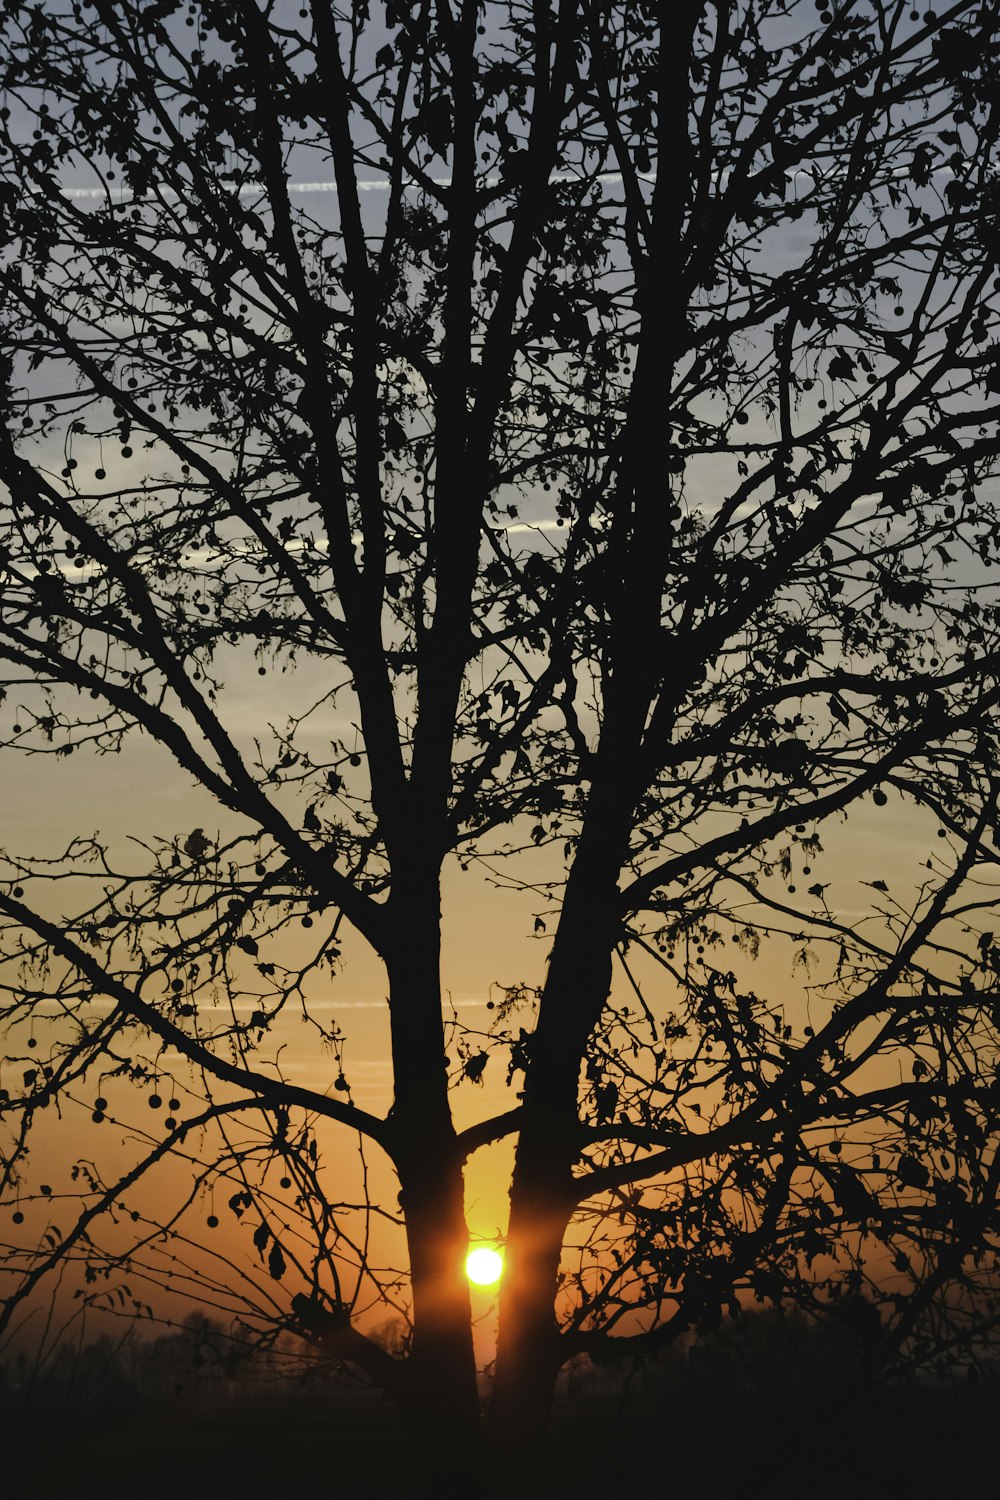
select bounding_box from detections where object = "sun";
[466,1245,504,1286]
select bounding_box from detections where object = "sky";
[2,0,996,1381]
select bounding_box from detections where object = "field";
[2,1376,992,1498]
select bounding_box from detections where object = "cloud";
[58,172,633,201]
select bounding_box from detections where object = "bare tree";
[3,0,1000,1472]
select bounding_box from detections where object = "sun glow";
[466,1245,504,1286]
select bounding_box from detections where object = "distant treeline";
[3,1299,994,1423]
[0,1313,333,1418]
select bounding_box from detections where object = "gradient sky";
[2,2,991,1373]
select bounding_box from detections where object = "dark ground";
[1,1380,992,1500]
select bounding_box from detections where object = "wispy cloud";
[39,996,493,1016]
[54,159,956,204]
[57,172,633,200]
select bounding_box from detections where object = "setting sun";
[466,1246,504,1286]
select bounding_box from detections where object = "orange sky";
[2,693,957,1357]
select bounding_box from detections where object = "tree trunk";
[487,1035,584,1469]
[397,1144,479,1419]
[487,804,626,1460]
[395,1142,482,1483]
[385,879,481,1474]
[486,1165,572,1462]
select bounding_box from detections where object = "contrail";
[57,171,635,199]
[54,160,955,202]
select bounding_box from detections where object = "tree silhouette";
[3,0,1000,1473]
